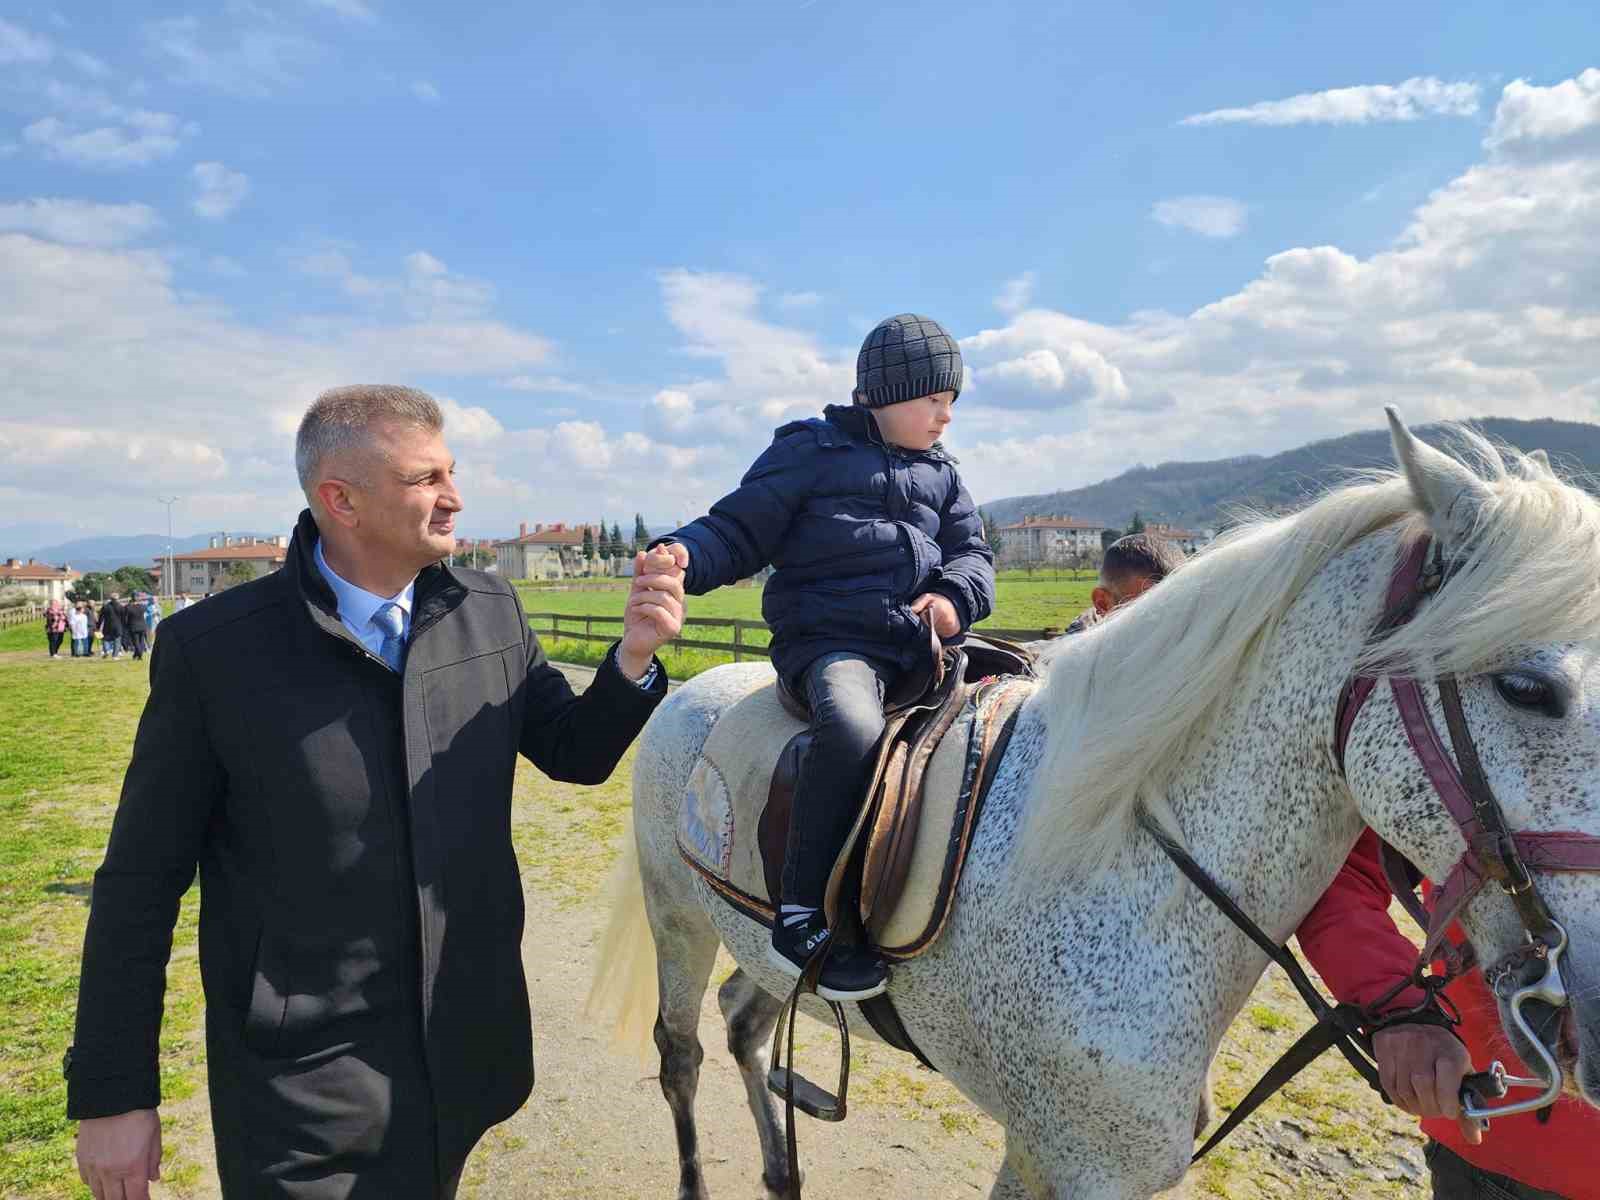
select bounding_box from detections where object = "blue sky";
[3,1,1599,543]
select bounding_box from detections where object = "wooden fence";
[0,604,42,629]
[526,612,1055,661]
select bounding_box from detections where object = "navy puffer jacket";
[663,405,995,685]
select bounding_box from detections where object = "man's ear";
[1386,406,1492,558]
[315,478,361,530]
[1091,586,1114,616]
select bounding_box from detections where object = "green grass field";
[514,577,1096,680]
[0,583,1429,1198]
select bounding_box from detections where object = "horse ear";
[1385,406,1492,554]
[1527,448,1551,471]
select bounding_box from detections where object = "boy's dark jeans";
[781,652,896,909]
[1425,1141,1569,1199]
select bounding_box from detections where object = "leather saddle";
[758,624,1035,954]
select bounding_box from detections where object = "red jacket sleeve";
[1294,829,1428,1014]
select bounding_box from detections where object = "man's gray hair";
[295,384,444,495]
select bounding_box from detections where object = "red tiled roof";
[1146,523,1203,540]
[496,528,597,547]
[0,562,79,580]
[159,544,287,564]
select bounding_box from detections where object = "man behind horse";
[1064,531,1186,634]
[1300,834,1594,1199]
[69,385,685,1199]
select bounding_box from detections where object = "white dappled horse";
[590,411,1600,1199]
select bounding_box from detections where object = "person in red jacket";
[1297,829,1594,1199]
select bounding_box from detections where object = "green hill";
[981,417,1600,531]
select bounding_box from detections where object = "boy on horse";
[657,313,995,1001]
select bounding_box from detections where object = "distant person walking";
[144,596,161,641]
[121,595,150,661]
[69,603,91,657]
[97,597,123,659]
[45,598,69,658]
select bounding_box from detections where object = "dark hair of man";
[1102,532,1186,587]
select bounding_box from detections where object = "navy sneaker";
[767,913,888,1002]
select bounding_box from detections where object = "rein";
[1153,533,1600,1158]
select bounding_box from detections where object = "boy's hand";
[910,592,962,640]
[618,547,686,680]
[657,540,689,576]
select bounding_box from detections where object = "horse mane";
[1018,424,1600,886]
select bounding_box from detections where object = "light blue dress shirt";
[315,539,415,663]
[315,538,659,687]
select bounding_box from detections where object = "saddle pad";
[678,679,805,910]
[677,677,1034,958]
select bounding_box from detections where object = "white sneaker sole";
[765,944,888,1002]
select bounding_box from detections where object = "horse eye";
[1492,672,1563,717]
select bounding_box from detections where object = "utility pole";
[158,496,180,601]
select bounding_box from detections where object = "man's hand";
[1373,1022,1483,1145]
[77,1108,162,1200]
[909,592,962,640]
[618,544,687,681]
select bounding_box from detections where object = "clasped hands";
[618,543,689,681]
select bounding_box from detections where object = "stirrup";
[767,943,851,1123]
[766,940,853,1200]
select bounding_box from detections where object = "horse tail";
[584,824,659,1058]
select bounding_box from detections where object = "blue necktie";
[372,602,406,673]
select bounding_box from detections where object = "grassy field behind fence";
[0,580,1431,1198]
[515,576,1098,679]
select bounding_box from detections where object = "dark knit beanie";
[853,313,963,408]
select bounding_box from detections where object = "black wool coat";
[67,510,665,1198]
[96,600,123,637]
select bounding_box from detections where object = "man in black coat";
[96,595,124,658]
[68,385,687,1199]
[119,594,150,660]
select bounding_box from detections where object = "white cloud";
[411,80,441,103]
[1151,195,1248,238]
[23,112,188,168]
[0,230,556,528]
[943,70,1600,506]
[652,388,696,431]
[65,49,108,76]
[501,374,589,395]
[1486,67,1600,159]
[777,290,821,309]
[975,346,1128,406]
[143,16,320,97]
[1181,77,1481,127]
[0,199,160,247]
[191,161,250,219]
[294,246,499,321]
[438,397,503,444]
[994,271,1036,314]
[0,17,52,63]
[307,0,378,22]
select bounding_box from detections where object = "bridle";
[1150,532,1600,1159]
[1333,534,1600,1121]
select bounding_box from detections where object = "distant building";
[1144,523,1209,555]
[493,522,612,580]
[153,534,289,594]
[996,514,1108,564]
[451,538,499,572]
[0,558,81,603]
